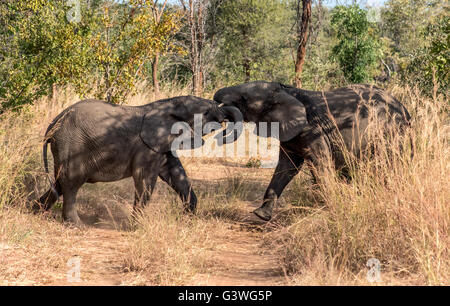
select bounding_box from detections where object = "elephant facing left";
[33,96,243,226]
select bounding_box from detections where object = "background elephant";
[35,96,243,225]
[214,81,411,221]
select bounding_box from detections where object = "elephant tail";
[400,117,415,161]
[42,107,70,199]
[43,136,59,199]
[404,111,414,160]
[409,131,415,160]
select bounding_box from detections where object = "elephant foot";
[131,206,144,221]
[31,200,45,213]
[63,213,84,228]
[63,219,85,229]
[183,203,196,215]
[253,207,272,221]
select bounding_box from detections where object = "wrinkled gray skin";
[214,81,411,221]
[35,96,243,226]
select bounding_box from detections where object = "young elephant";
[35,96,242,225]
[214,81,411,221]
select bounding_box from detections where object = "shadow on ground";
[35,162,318,233]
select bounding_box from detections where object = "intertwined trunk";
[294,0,311,88]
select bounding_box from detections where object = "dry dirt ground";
[0,159,294,286]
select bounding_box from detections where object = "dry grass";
[0,83,448,285]
[118,156,281,284]
[119,175,254,285]
[121,207,218,285]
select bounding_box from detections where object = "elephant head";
[140,96,243,153]
[213,81,309,142]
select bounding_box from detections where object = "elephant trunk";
[218,105,244,144]
[219,105,243,124]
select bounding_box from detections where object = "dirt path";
[54,228,128,285]
[52,203,286,286]
[42,216,286,286]
[2,161,287,286]
[190,233,285,286]
[189,204,286,286]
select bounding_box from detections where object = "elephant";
[213,81,411,221]
[34,96,243,226]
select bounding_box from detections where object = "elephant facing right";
[34,95,242,226]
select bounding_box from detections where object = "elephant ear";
[261,90,309,142]
[140,103,194,153]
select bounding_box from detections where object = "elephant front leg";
[254,149,304,221]
[159,154,197,213]
[301,126,334,179]
[133,172,158,209]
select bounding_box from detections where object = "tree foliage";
[0,0,182,110]
[330,5,380,83]
[213,0,293,83]
[426,16,449,90]
[381,0,449,92]
[0,0,93,111]
[89,0,182,103]
[0,0,448,112]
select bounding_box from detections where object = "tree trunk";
[243,58,251,82]
[152,53,160,96]
[294,0,311,88]
[196,1,204,95]
[189,0,198,94]
[186,0,205,96]
[150,0,168,97]
[51,83,58,106]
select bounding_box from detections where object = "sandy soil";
[1,160,289,286]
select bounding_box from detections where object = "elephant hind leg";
[62,185,83,226]
[34,180,62,212]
